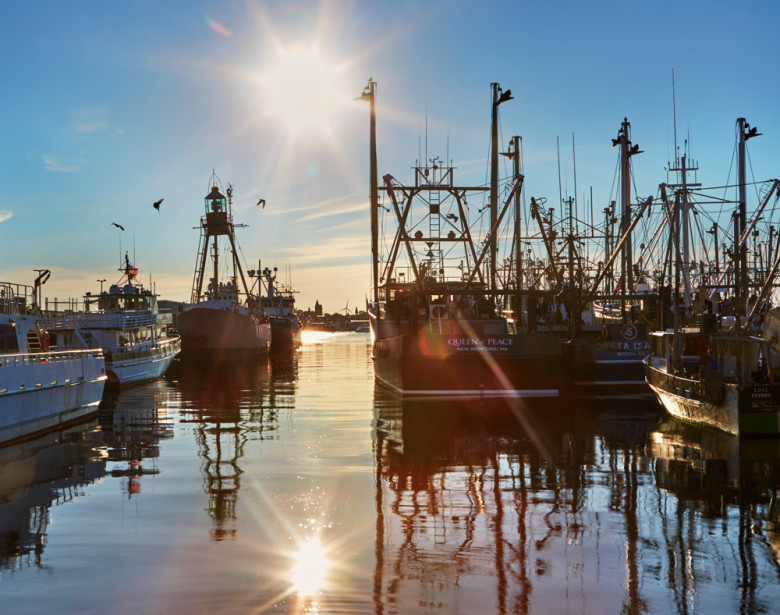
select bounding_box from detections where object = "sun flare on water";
[291,536,329,596]
[258,43,349,137]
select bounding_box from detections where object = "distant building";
[314,300,323,316]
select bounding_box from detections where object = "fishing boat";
[177,177,272,354]
[359,80,562,398]
[644,324,780,436]
[644,117,780,435]
[45,254,181,386]
[258,265,300,353]
[1,278,106,444]
[557,118,655,399]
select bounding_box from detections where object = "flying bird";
[256,198,266,208]
[111,222,125,231]
[153,198,164,213]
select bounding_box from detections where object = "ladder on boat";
[190,228,208,303]
[428,188,443,275]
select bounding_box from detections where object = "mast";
[737,117,761,314]
[490,83,513,296]
[512,136,522,323]
[502,135,523,325]
[191,180,250,304]
[620,119,632,299]
[358,79,379,305]
[612,118,642,318]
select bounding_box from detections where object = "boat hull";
[372,327,562,399]
[105,337,181,385]
[178,306,271,353]
[269,316,301,354]
[564,324,652,399]
[645,362,780,436]
[0,350,107,445]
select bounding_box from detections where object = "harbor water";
[2,332,780,614]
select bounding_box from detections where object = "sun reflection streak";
[456,317,552,459]
[291,536,329,596]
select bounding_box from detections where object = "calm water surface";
[1,332,779,614]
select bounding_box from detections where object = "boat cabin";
[91,284,154,312]
[648,329,774,384]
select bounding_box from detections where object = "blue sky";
[2,0,779,312]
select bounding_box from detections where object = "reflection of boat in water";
[97,380,176,498]
[1,277,106,444]
[372,386,780,612]
[176,354,295,540]
[648,416,780,601]
[177,176,272,355]
[360,80,562,399]
[372,391,575,612]
[0,417,106,569]
[46,254,181,386]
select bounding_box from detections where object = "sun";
[258,43,349,137]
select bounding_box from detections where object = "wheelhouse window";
[0,324,19,352]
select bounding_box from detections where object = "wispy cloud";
[70,108,123,140]
[298,201,366,223]
[74,120,108,134]
[41,154,84,173]
[0,211,12,223]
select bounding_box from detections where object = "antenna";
[572,132,578,235]
[446,125,450,166]
[557,136,563,208]
[425,113,428,168]
[672,69,678,166]
[418,121,422,166]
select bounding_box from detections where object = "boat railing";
[0,347,104,367]
[45,310,160,329]
[0,281,35,315]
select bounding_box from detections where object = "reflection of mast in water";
[649,418,780,613]
[196,401,245,541]
[372,392,566,613]
[0,418,106,570]
[178,355,296,540]
[99,380,175,499]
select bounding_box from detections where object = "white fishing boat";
[1,279,106,444]
[45,255,181,386]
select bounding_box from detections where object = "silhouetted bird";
[257,199,265,208]
[153,198,164,213]
[111,222,125,231]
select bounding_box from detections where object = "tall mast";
[619,118,633,296]
[737,117,760,313]
[490,83,512,296]
[505,135,523,324]
[612,118,642,315]
[358,78,379,305]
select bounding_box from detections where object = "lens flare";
[205,15,232,37]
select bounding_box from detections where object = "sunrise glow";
[258,43,350,137]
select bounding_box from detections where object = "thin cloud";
[74,120,108,134]
[41,154,84,173]
[0,211,12,223]
[257,193,361,217]
[298,201,366,222]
